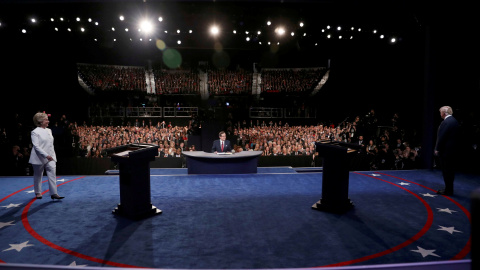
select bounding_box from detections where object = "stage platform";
[0,168,477,270]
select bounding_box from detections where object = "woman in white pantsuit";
[29,112,64,200]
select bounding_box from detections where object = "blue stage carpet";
[0,168,476,269]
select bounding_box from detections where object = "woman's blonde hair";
[33,112,48,127]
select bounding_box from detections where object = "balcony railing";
[88,107,198,118]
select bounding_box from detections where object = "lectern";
[312,140,359,213]
[106,143,161,220]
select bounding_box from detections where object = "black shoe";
[436,190,453,196]
[36,193,42,199]
[51,194,65,200]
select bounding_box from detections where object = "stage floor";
[0,167,477,270]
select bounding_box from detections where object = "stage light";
[291,32,294,36]
[76,17,80,22]
[119,15,125,21]
[81,27,85,32]
[300,22,304,27]
[140,20,154,34]
[275,27,285,36]
[257,31,261,35]
[31,18,36,23]
[177,40,181,44]
[22,29,26,33]
[210,25,220,36]
[267,21,271,26]
[125,28,129,32]
[50,18,54,22]
[158,17,163,22]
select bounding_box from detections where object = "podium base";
[312,199,354,213]
[113,204,162,220]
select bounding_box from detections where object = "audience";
[0,107,455,176]
[3,65,477,175]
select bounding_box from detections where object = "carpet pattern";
[0,168,476,269]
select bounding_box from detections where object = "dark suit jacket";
[435,115,460,158]
[211,139,232,153]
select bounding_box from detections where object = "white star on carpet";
[437,208,457,214]
[420,193,437,197]
[1,203,22,209]
[2,241,34,252]
[438,225,462,234]
[370,174,381,176]
[0,221,15,229]
[398,182,410,186]
[411,246,440,258]
[57,179,65,182]
[26,190,35,194]
[69,261,88,267]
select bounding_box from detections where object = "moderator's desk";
[183,151,262,174]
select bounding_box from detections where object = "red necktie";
[221,141,224,151]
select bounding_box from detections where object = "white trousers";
[32,162,57,196]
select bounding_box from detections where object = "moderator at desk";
[182,151,263,174]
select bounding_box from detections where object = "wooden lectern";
[106,143,162,220]
[312,140,359,213]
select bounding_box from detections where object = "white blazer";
[29,127,57,165]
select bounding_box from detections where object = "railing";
[249,107,316,119]
[88,107,198,118]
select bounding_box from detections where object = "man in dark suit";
[434,106,460,196]
[211,131,232,153]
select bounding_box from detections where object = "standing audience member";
[434,106,460,196]
[29,112,65,200]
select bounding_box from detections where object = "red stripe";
[20,176,145,268]
[318,172,435,267]
[378,172,471,261]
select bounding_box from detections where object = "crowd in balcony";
[207,69,252,95]
[77,64,326,96]
[260,68,324,93]
[153,70,200,95]
[77,64,146,92]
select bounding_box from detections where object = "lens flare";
[163,48,182,68]
[156,39,166,51]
